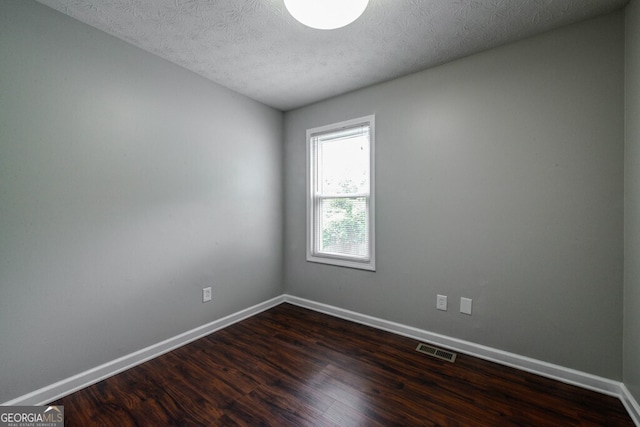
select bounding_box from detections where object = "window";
[307,115,375,271]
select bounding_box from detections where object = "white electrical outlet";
[460,297,472,315]
[436,295,447,311]
[202,287,212,303]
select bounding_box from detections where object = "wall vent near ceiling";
[415,343,457,363]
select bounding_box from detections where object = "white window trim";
[306,115,376,271]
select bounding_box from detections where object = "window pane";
[319,197,368,258]
[318,132,369,195]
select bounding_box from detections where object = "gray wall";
[284,12,624,379]
[0,1,283,403]
[625,0,640,402]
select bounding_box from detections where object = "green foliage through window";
[321,195,367,256]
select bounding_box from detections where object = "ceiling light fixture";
[284,0,369,30]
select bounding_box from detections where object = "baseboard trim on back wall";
[621,384,640,426]
[283,295,640,426]
[1,295,286,406]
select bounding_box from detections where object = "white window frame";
[306,115,376,271]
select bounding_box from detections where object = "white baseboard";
[2,295,285,406]
[621,384,640,426]
[283,294,640,426]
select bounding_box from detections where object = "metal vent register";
[415,343,457,363]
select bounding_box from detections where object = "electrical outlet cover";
[460,297,472,315]
[203,287,212,303]
[436,295,447,311]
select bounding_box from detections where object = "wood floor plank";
[51,303,634,426]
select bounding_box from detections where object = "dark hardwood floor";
[51,303,633,426]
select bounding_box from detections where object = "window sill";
[306,254,376,271]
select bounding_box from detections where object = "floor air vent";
[415,343,457,363]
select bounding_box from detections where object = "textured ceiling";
[36,0,628,111]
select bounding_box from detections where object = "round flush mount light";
[284,0,369,30]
